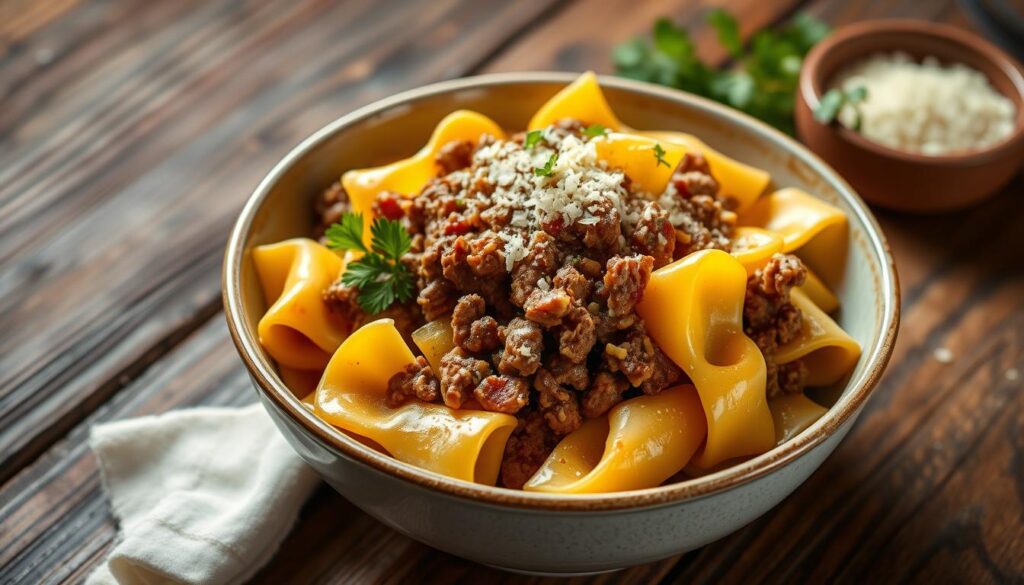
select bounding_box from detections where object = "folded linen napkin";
[87,404,320,585]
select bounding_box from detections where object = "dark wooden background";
[1,0,1022,583]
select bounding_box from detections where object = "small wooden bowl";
[796,20,1024,213]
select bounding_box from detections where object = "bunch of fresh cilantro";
[613,10,830,135]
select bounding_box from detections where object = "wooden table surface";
[1,0,1022,583]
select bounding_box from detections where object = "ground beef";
[438,347,491,409]
[510,231,559,307]
[582,371,630,418]
[766,360,809,399]
[628,201,676,268]
[743,253,810,396]
[666,153,737,257]
[386,356,440,407]
[474,375,530,414]
[313,181,350,240]
[435,139,475,175]
[500,410,559,489]
[451,294,502,353]
[744,253,807,354]
[534,368,583,435]
[417,279,457,322]
[557,305,596,363]
[604,327,656,387]
[641,346,685,395]
[545,354,590,391]
[466,235,506,278]
[560,197,622,250]
[552,265,592,303]
[523,288,572,327]
[603,255,653,317]
[498,317,543,376]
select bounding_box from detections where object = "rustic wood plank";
[0,0,565,485]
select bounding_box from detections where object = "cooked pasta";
[251,72,861,492]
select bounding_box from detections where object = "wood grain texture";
[1,0,1023,582]
[0,0,565,484]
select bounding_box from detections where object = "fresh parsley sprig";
[613,10,830,135]
[325,212,414,314]
[524,130,544,149]
[583,124,609,138]
[814,86,868,131]
[534,153,559,177]
[652,143,670,167]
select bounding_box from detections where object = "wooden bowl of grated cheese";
[796,19,1024,213]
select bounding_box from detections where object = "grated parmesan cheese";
[831,52,1017,155]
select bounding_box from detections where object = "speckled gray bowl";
[223,73,899,575]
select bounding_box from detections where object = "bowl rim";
[223,72,900,511]
[800,18,1024,165]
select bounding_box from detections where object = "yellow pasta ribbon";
[730,226,785,274]
[253,238,347,371]
[342,110,505,240]
[798,267,840,314]
[774,289,861,387]
[592,133,687,195]
[638,130,771,210]
[524,385,706,493]
[738,187,848,284]
[636,249,775,468]
[769,393,828,445]
[528,71,624,131]
[314,319,517,485]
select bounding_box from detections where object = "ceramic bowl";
[223,73,899,575]
[796,20,1024,213]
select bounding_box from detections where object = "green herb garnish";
[524,130,544,149]
[325,212,414,314]
[613,10,830,135]
[582,124,609,138]
[534,153,559,177]
[814,86,868,131]
[652,143,670,168]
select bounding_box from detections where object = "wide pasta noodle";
[528,71,624,131]
[524,385,706,493]
[738,187,848,284]
[730,226,785,274]
[774,289,861,387]
[769,393,828,444]
[525,73,770,208]
[314,319,517,485]
[637,130,770,210]
[342,110,505,240]
[592,133,688,195]
[636,249,775,468]
[798,267,840,313]
[253,238,347,371]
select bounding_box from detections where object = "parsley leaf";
[814,86,869,131]
[327,212,415,314]
[340,253,392,289]
[324,212,368,253]
[534,153,559,177]
[524,130,544,149]
[583,124,608,138]
[652,143,670,168]
[613,10,830,135]
[370,217,412,260]
[707,9,742,59]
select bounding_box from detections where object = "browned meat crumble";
[315,119,811,487]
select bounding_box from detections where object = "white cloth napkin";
[86,404,320,585]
